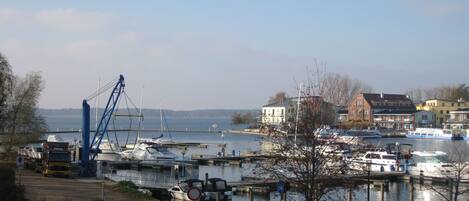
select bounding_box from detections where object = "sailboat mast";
[137,85,143,141]
[294,83,303,145]
[160,107,164,135]
[95,77,101,130]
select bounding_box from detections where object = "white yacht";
[407,128,469,140]
[121,138,177,161]
[337,130,382,144]
[407,151,469,180]
[351,151,403,172]
[95,139,123,161]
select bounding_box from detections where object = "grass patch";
[115,181,158,201]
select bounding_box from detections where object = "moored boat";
[407,128,469,140]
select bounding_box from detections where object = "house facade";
[416,99,468,127]
[261,96,334,127]
[443,108,469,129]
[414,110,436,128]
[348,93,416,130]
[261,102,287,126]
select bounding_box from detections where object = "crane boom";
[81,74,125,176]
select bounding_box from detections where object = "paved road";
[19,169,137,201]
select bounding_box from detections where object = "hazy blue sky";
[1,1,468,109]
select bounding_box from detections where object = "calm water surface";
[45,114,469,201]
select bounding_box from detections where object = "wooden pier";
[191,154,272,165]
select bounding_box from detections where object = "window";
[442,103,445,106]
[422,115,428,120]
[440,110,443,114]
[447,111,449,114]
[371,154,381,159]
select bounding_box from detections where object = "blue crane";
[81,75,125,176]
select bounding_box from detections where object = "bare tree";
[260,63,357,201]
[309,66,372,107]
[412,84,469,102]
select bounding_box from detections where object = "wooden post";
[348,187,353,201]
[249,187,254,201]
[215,192,220,201]
[449,178,453,201]
[380,183,385,201]
[410,177,414,201]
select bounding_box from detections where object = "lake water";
[43,114,469,201]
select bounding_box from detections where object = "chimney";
[380,92,384,99]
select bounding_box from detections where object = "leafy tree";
[268,91,287,104]
[231,112,256,125]
[0,52,46,160]
[0,53,13,131]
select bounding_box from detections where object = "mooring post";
[449,178,453,201]
[215,192,220,201]
[205,173,209,187]
[410,177,414,201]
[348,187,353,201]
[249,187,253,201]
[380,183,385,201]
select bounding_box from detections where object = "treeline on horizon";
[267,70,469,107]
[405,84,469,103]
[39,108,260,118]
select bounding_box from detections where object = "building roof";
[373,109,417,115]
[452,108,469,112]
[361,93,415,110]
[262,96,322,107]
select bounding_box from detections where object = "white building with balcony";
[444,108,469,129]
[261,101,287,126]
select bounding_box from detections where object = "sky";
[1,1,469,110]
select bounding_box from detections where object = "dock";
[191,154,272,165]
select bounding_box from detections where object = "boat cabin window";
[172,187,180,191]
[365,154,371,159]
[382,155,396,160]
[371,153,381,159]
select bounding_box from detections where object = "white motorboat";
[407,151,469,180]
[351,151,403,172]
[407,128,469,140]
[121,140,177,161]
[337,130,382,144]
[95,139,123,161]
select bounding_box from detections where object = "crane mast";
[81,74,125,176]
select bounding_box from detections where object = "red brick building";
[348,93,416,130]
